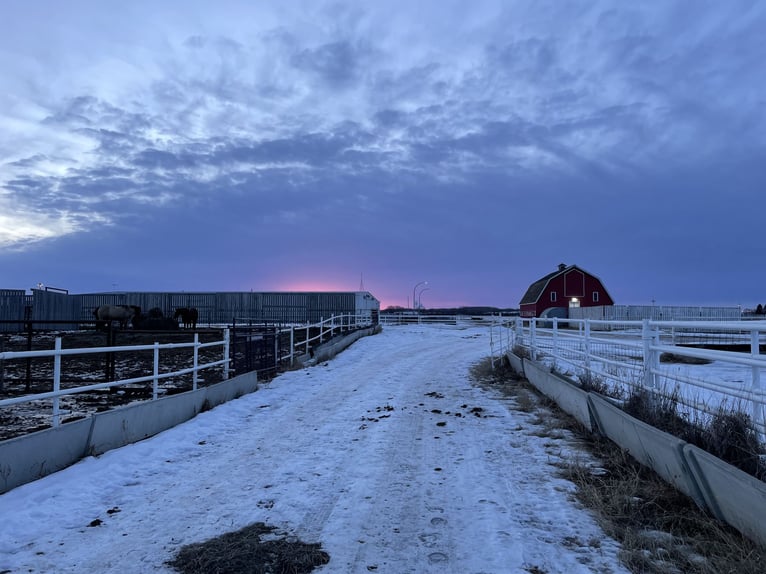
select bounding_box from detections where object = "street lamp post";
[418,287,431,310]
[413,281,427,312]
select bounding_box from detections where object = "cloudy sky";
[1,1,764,309]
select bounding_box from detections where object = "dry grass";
[561,440,765,574]
[166,522,330,574]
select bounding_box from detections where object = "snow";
[0,325,629,573]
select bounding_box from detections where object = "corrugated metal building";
[0,289,380,329]
[0,290,29,332]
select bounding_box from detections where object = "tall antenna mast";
[359,272,365,291]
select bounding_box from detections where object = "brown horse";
[93,305,140,330]
[173,307,198,329]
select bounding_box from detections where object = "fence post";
[274,329,279,371]
[192,333,199,391]
[152,342,159,400]
[52,337,62,427]
[530,319,537,361]
[0,338,5,393]
[223,328,230,380]
[515,317,523,349]
[489,317,496,369]
[290,326,295,367]
[642,319,656,389]
[751,329,763,433]
[320,317,324,344]
[584,319,591,375]
[552,317,559,366]
[305,325,310,354]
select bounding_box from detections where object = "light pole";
[413,281,427,312]
[418,287,431,310]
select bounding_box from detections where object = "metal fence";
[1,313,374,431]
[491,317,766,437]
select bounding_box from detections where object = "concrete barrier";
[588,393,705,508]
[522,358,593,431]
[0,418,92,494]
[0,370,259,494]
[88,389,208,456]
[505,351,525,377]
[205,371,258,406]
[298,325,380,365]
[683,444,766,546]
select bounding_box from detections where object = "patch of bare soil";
[166,522,329,574]
[471,357,766,574]
[0,329,228,441]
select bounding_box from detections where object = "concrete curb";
[505,351,525,377]
[297,325,380,366]
[522,358,593,432]
[683,444,766,547]
[0,371,258,495]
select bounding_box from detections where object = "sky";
[1,1,765,309]
[0,325,629,573]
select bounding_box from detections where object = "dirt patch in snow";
[166,522,330,574]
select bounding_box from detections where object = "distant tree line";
[383,305,519,316]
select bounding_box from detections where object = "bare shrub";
[623,386,692,439]
[695,408,766,480]
[577,371,611,395]
[469,357,518,385]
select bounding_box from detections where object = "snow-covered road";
[0,325,628,573]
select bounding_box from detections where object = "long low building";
[0,288,380,330]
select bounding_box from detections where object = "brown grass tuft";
[166,522,330,574]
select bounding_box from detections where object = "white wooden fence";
[0,313,375,431]
[0,332,231,428]
[491,317,766,437]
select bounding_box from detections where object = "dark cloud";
[2,2,765,307]
[291,40,368,86]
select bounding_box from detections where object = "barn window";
[550,291,557,302]
[592,291,599,302]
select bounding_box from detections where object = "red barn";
[519,263,614,318]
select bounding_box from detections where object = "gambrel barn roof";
[519,263,612,305]
[519,268,562,305]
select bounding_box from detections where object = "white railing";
[0,332,231,428]
[380,313,458,326]
[491,317,766,437]
[275,313,375,365]
[0,314,377,431]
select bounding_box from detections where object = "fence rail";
[1,313,374,433]
[491,317,766,437]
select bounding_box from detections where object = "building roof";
[519,269,563,305]
[519,263,600,306]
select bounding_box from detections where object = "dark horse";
[93,304,140,330]
[174,307,198,329]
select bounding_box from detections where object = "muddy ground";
[0,329,231,441]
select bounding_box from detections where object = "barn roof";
[519,269,563,305]
[519,263,605,305]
